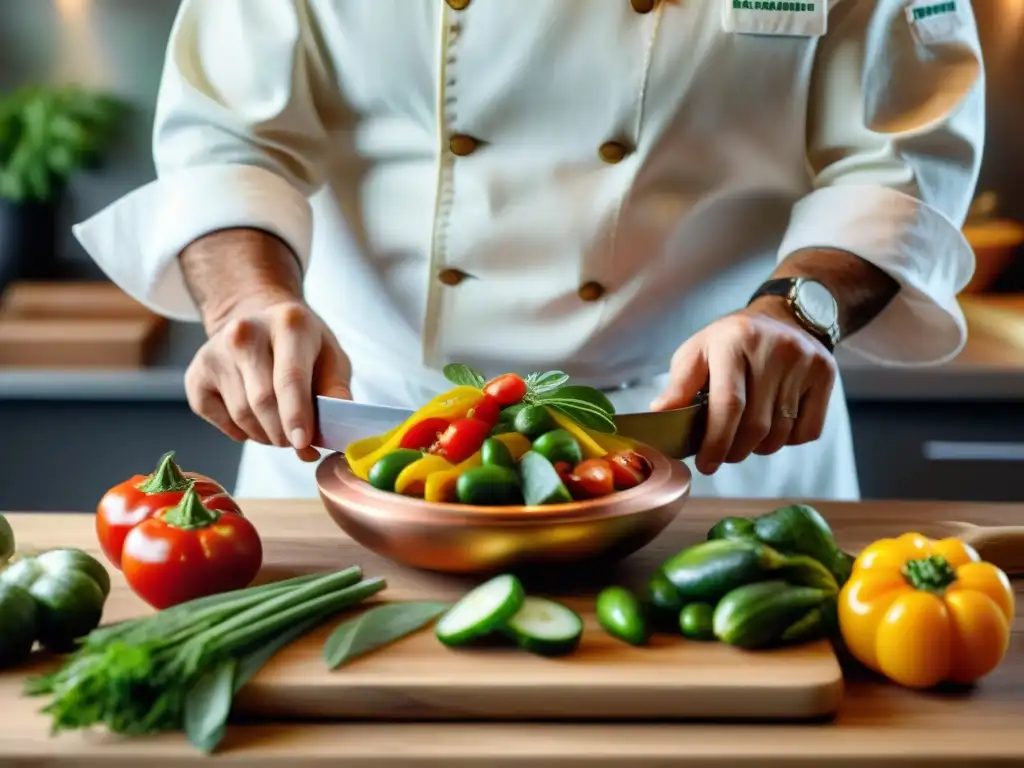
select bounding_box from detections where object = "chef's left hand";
[651,300,837,476]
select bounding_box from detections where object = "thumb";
[313,341,352,401]
[651,339,708,411]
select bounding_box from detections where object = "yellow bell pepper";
[421,433,532,503]
[347,386,483,480]
[547,410,608,458]
[838,532,1015,689]
[345,426,401,464]
[424,452,483,503]
[394,455,454,497]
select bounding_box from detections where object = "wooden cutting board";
[8,506,844,724]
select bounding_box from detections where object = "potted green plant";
[0,85,125,291]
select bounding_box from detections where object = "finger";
[752,361,808,457]
[217,363,272,445]
[313,341,353,401]
[725,361,784,465]
[188,386,249,443]
[789,374,834,447]
[696,343,747,475]
[225,319,288,446]
[270,306,321,450]
[651,340,708,411]
[294,446,322,463]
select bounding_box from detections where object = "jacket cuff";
[778,184,974,367]
[73,164,313,322]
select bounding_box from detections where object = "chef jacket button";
[578,281,606,302]
[438,268,468,286]
[446,0,471,9]
[598,141,631,164]
[449,134,479,157]
[630,0,657,13]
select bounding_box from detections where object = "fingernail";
[290,428,307,448]
[650,397,666,411]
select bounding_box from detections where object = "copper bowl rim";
[316,443,691,527]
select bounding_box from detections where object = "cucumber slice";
[505,596,583,656]
[435,574,525,647]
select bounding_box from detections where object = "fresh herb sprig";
[442,363,618,434]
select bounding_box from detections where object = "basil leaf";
[526,370,570,394]
[547,402,617,434]
[539,385,616,414]
[323,601,450,670]
[443,363,485,389]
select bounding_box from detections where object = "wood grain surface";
[1,498,1023,766]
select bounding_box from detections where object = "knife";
[313,394,707,460]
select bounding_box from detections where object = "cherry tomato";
[430,418,492,464]
[121,485,262,609]
[570,458,616,499]
[483,374,528,407]
[96,451,239,570]
[467,394,501,425]
[606,450,651,490]
[398,417,451,451]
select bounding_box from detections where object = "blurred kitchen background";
[0,0,1022,511]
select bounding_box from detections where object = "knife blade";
[313,395,707,460]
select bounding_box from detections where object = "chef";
[75,0,982,501]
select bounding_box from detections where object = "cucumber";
[436,574,525,647]
[659,539,785,604]
[678,602,714,640]
[779,606,828,645]
[505,596,584,656]
[513,405,556,439]
[499,402,527,423]
[28,568,106,652]
[0,513,14,565]
[455,465,522,506]
[707,516,756,542]
[518,451,573,506]
[480,438,515,469]
[713,580,833,650]
[531,429,583,466]
[752,505,841,575]
[775,554,839,593]
[36,549,111,599]
[368,449,425,492]
[644,570,684,628]
[595,586,648,646]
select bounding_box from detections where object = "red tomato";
[398,417,451,451]
[121,486,263,609]
[606,450,651,490]
[467,394,501,425]
[96,451,239,570]
[570,458,616,499]
[483,374,528,407]
[430,418,492,464]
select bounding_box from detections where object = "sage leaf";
[323,601,451,670]
[443,363,485,389]
[184,658,236,754]
[525,370,569,394]
[548,403,617,433]
[538,385,616,414]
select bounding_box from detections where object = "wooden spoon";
[940,522,1024,576]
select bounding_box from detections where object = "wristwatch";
[748,277,840,352]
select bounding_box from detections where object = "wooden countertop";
[1,499,1022,766]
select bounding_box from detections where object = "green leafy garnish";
[528,384,618,434]
[524,370,569,394]
[443,363,486,389]
[323,601,451,670]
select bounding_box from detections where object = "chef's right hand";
[185,298,352,462]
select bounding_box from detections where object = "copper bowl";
[316,444,691,574]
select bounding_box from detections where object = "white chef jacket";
[74,0,983,501]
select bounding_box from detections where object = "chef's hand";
[185,298,352,463]
[650,300,837,476]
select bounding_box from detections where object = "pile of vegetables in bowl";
[346,364,653,506]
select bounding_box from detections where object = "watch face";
[795,280,838,330]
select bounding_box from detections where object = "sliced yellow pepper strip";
[345,425,401,464]
[348,386,483,480]
[578,425,636,454]
[547,409,609,459]
[395,455,454,497]
[424,451,483,503]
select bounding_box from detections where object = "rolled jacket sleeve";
[73,0,331,322]
[778,0,985,366]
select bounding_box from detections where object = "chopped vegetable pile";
[348,364,653,505]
